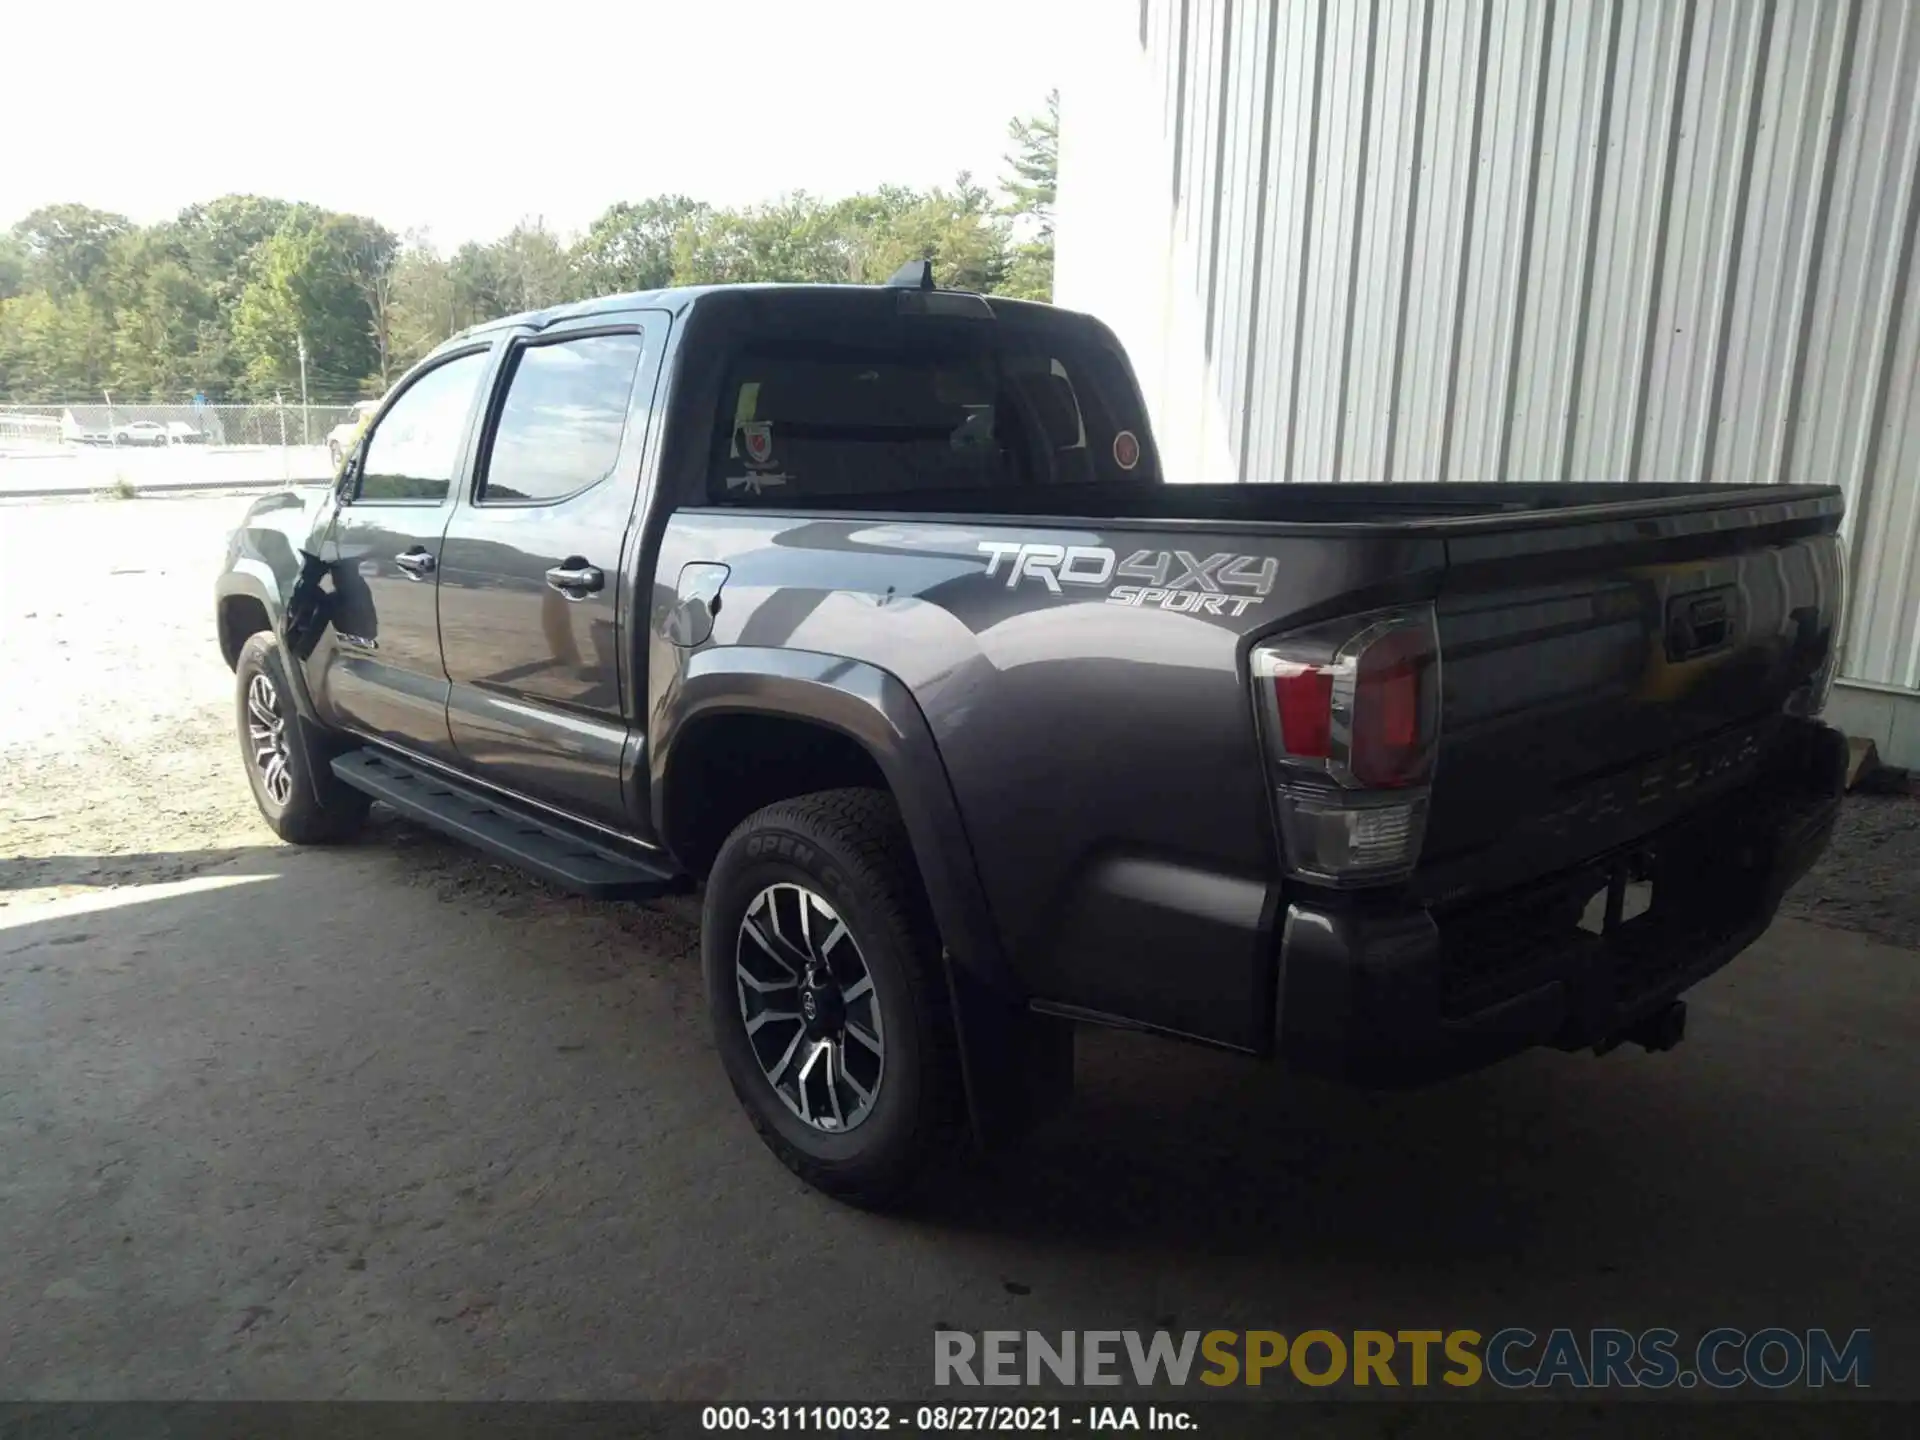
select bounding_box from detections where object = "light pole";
[297,334,311,446]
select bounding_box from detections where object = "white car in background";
[327,401,381,469]
[111,420,172,447]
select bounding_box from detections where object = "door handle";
[545,561,605,597]
[394,548,436,579]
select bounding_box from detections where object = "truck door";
[436,314,663,828]
[310,345,493,756]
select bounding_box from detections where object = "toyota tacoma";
[216,268,1849,1206]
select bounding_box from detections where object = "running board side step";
[330,750,688,900]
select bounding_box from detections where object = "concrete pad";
[1,849,1913,1398]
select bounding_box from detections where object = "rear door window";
[479,332,647,504]
[707,322,1155,503]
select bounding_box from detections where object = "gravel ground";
[1781,791,1920,951]
[0,493,271,903]
[0,445,331,497]
[0,491,709,969]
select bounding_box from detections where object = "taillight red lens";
[1250,605,1440,883]
[1351,625,1434,787]
[1274,667,1334,758]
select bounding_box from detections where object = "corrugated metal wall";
[1056,0,1920,703]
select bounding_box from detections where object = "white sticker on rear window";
[725,471,789,494]
[741,421,775,467]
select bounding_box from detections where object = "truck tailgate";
[1417,486,1845,902]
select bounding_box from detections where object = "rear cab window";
[705,311,1157,504]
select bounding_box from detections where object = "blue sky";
[2,0,1069,248]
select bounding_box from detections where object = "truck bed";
[732,479,1842,531]
[668,476,1845,1056]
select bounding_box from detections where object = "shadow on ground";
[0,847,276,892]
[1,832,1913,1398]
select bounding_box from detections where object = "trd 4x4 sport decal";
[977,541,1277,616]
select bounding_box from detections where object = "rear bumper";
[1275,720,1847,1086]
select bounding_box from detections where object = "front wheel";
[234,631,369,844]
[703,789,965,1208]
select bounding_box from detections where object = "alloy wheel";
[246,672,294,808]
[735,883,885,1132]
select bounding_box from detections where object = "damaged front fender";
[216,484,347,802]
[283,548,333,665]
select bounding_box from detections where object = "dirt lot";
[0,444,331,499]
[2,492,1917,1403]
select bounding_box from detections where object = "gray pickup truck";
[217,270,1849,1206]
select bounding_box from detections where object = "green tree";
[0,290,113,401]
[571,196,708,295]
[0,234,27,301]
[842,176,1008,293]
[175,195,303,307]
[152,197,312,399]
[10,204,133,300]
[384,223,581,380]
[231,211,396,400]
[385,245,453,375]
[102,227,220,397]
[342,230,402,390]
[997,90,1058,301]
[446,241,509,322]
[1001,89,1059,234]
[489,221,577,311]
[429,222,578,324]
[0,95,1069,402]
[671,192,862,285]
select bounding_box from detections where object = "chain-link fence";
[0,403,352,495]
[0,403,364,450]
[0,412,63,446]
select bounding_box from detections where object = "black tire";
[234,631,369,845]
[703,788,965,1208]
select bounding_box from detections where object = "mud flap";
[944,958,1075,1150]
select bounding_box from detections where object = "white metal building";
[1056,0,1920,765]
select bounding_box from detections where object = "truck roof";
[447,282,1068,347]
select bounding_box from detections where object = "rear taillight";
[1251,605,1441,885]
[1351,622,1433,785]
[1786,534,1848,719]
[1273,666,1335,757]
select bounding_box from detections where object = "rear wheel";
[703,789,964,1208]
[235,631,369,844]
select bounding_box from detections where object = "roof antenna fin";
[886,258,937,290]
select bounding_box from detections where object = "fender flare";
[217,560,321,716]
[654,647,1072,1145]
[215,560,282,646]
[655,647,1014,992]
